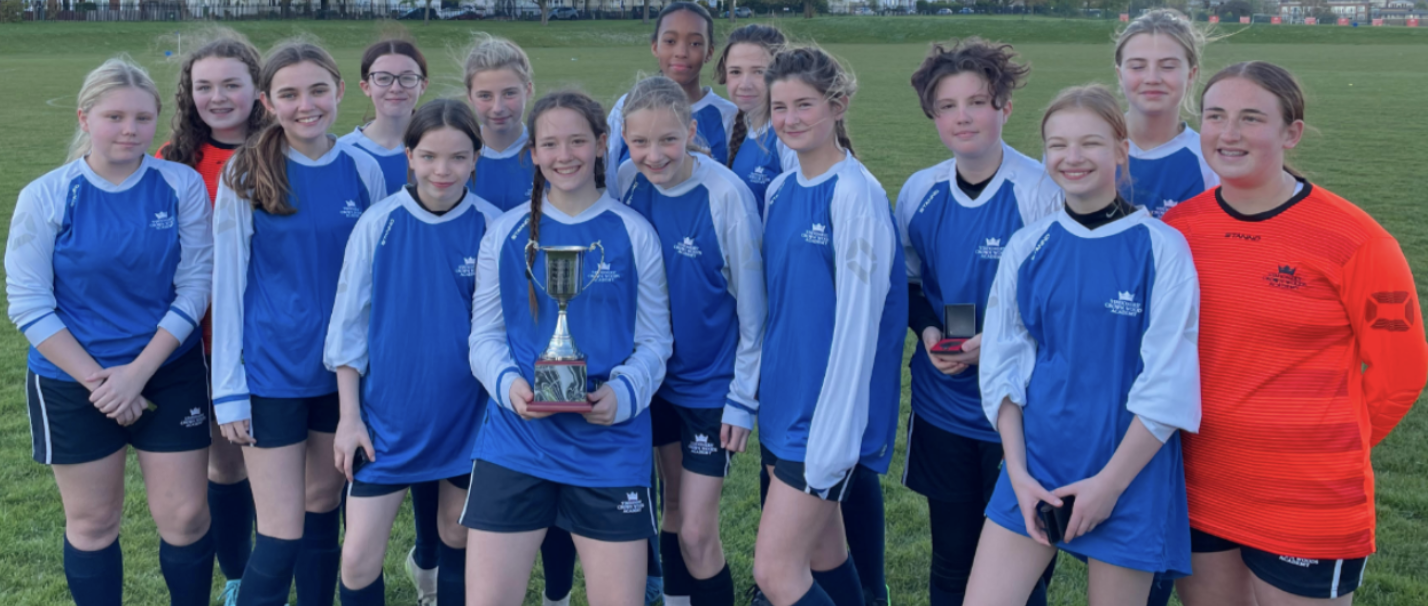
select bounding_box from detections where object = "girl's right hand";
[511,378,553,420]
[333,418,375,482]
[922,327,969,376]
[220,420,256,446]
[1009,467,1062,547]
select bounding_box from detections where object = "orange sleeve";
[1340,235,1428,446]
[155,142,169,160]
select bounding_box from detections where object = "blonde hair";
[1041,84,1132,200]
[463,33,534,91]
[69,56,163,162]
[1114,9,1211,117]
[621,75,708,154]
[765,46,858,156]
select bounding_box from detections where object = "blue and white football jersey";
[211,139,387,424]
[895,143,1061,443]
[1119,125,1218,218]
[728,123,798,216]
[325,188,501,484]
[468,194,673,488]
[339,126,408,196]
[980,207,1201,576]
[606,89,739,189]
[468,126,534,212]
[6,155,213,380]
[760,153,907,493]
[617,155,765,429]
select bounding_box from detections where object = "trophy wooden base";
[531,359,592,413]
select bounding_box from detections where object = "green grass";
[1,16,1426,606]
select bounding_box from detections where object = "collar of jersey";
[944,141,1019,209]
[353,125,404,156]
[1053,204,1149,238]
[77,154,153,192]
[1129,123,1198,160]
[539,191,619,224]
[691,88,721,111]
[398,187,477,224]
[287,135,343,167]
[647,153,708,198]
[482,126,529,160]
[795,150,851,188]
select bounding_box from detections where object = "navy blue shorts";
[349,473,471,498]
[650,397,732,478]
[1191,528,1367,600]
[760,443,864,503]
[248,392,340,449]
[459,459,657,542]
[902,412,1004,503]
[27,345,210,465]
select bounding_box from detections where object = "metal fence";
[21,0,663,21]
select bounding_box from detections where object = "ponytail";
[226,121,297,215]
[726,109,749,167]
[526,170,547,319]
[835,118,855,158]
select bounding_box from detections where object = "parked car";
[854,6,875,14]
[936,7,952,14]
[549,6,579,19]
[395,7,433,19]
[441,7,484,19]
[960,7,974,13]
[721,7,753,17]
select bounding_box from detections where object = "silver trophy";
[527,242,605,412]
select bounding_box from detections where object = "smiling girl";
[464,33,537,212]
[462,90,672,606]
[339,39,428,196]
[7,56,214,606]
[157,32,268,605]
[1114,9,1218,217]
[606,1,737,190]
[327,99,501,606]
[212,41,387,606]
[965,84,1200,606]
[753,47,906,606]
[1165,62,1426,606]
[616,75,765,606]
[716,24,797,214]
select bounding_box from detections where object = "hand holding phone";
[1037,496,1076,545]
[931,304,976,355]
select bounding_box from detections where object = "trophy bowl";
[530,245,595,413]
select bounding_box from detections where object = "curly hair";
[166,33,267,169]
[909,37,1029,119]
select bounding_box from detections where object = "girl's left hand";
[582,384,618,426]
[720,423,750,453]
[87,364,151,417]
[1051,474,1126,542]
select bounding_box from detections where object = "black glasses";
[368,71,424,89]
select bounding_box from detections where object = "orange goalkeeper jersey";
[1163,181,1426,559]
[157,140,238,353]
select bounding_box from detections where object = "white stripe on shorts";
[645,486,657,535]
[902,412,916,486]
[1330,559,1344,598]
[458,460,478,525]
[33,374,53,465]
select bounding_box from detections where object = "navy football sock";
[539,528,577,601]
[790,582,835,606]
[411,481,441,570]
[64,535,122,606]
[339,574,384,606]
[161,528,216,606]
[688,563,733,606]
[812,556,864,606]
[660,531,695,598]
[437,541,466,606]
[238,533,300,606]
[839,472,886,604]
[209,479,255,581]
[295,508,341,606]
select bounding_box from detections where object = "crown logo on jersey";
[812,224,826,233]
[150,210,177,230]
[1106,290,1143,317]
[1118,291,1135,302]
[346,200,357,207]
[464,257,476,265]
[754,166,765,174]
[598,261,611,271]
[627,492,638,501]
[985,237,1001,247]
[1278,265,1296,275]
[683,237,695,246]
[155,211,169,220]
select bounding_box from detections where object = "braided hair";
[715,24,786,167]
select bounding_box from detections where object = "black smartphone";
[1037,496,1076,544]
[352,447,370,476]
[931,303,976,354]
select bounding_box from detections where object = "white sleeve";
[713,179,765,430]
[355,152,388,206]
[468,219,522,412]
[1126,226,1203,441]
[616,160,639,201]
[803,179,895,492]
[5,180,68,346]
[609,217,674,425]
[158,170,213,343]
[322,207,384,375]
[605,96,627,192]
[1016,170,1064,226]
[979,225,1043,428]
[894,174,926,286]
[211,175,256,424]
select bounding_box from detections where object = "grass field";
[1,16,1426,606]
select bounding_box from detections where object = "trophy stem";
[540,301,584,362]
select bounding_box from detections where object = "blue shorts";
[760,443,865,503]
[1191,529,1367,600]
[459,459,657,542]
[248,392,340,449]
[349,473,470,498]
[650,397,732,478]
[28,345,210,465]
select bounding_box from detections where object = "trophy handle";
[524,240,607,294]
